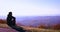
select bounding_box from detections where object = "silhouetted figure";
[7,12,16,26]
[7,12,26,32]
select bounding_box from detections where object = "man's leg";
[10,25,26,32]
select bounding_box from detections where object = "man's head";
[9,12,12,16]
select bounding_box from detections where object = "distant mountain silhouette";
[16,16,60,27]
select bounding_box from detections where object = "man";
[7,12,26,32]
[7,12,16,26]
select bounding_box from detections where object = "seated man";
[7,12,16,26]
[7,12,26,32]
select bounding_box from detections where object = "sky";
[0,0,60,16]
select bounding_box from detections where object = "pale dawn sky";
[0,0,60,16]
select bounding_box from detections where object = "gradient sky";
[0,0,60,16]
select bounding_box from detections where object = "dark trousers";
[8,24,26,32]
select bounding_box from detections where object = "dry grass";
[26,28,60,32]
[21,26,60,32]
[0,23,60,32]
